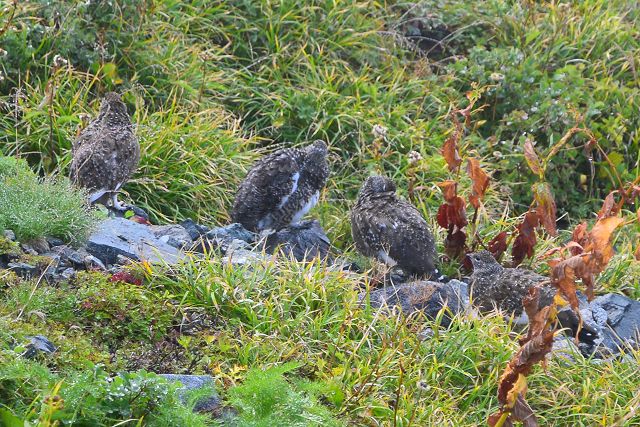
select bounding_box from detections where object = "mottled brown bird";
[351,175,437,278]
[69,92,139,210]
[231,140,330,232]
[468,250,556,324]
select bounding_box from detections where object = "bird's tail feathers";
[89,189,108,204]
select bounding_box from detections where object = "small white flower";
[408,150,422,165]
[490,72,505,82]
[372,124,388,139]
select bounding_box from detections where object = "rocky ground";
[3,209,639,421]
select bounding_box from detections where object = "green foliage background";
[2,0,638,231]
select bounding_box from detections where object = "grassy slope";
[1,0,640,425]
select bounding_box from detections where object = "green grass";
[0,156,98,244]
[1,0,640,425]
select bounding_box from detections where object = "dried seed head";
[53,54,68,68]
[372,124,388,139]
[408,150,423,165]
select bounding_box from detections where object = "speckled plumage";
[469,250,556,322]
[231,140,329,232]
[350,176,437,278]
[69,92,139,208]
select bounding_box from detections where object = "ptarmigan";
[350,175,437,278]
[69,92,139,210]
[468,250,556,323]
[231,140,329,232]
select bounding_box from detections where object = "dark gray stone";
[3,229,16,241]
[7,262,38,278]
[557,292,640,358]
[23,335,57,359]
[262,219,330,262]
[59,267,76,280]
[46,237,65,247]
[86,218,185,266]
[180,219,210,240]
[363,280,469,326]
[207,223,254,244]
[20,244,38,256]
[160,374,221,413]
[592,293,640,351]
[191,223,255,254]
[556,292,601,345]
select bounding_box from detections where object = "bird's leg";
[111,193,127,211]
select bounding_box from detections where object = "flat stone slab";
[86,218,185,266]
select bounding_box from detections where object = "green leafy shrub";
[0,358,211,426]
[226,362,344,427]
[429,0,640,217]
[72,272,174,345]
[0,156,97,244]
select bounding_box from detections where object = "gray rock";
[7,262,38,278]
[20,244,38,256]
[24,237,50,254]
[262,219,330,262]
[551,336,580,364]
[86,218,185,266]
[23,335,57,359]
[363,280,469,326]
[151,224,193,249]
[3,229,16,241]
[84,255,106,270]
[556,292,601,345]
[59,267,76,280]
[160,374,221,413]
[207,223,254,244]
[592,293,640,351]
[557,292,640,358]
[180,219,210,240]
[192,223,256,254]
[46,237,65,247]
[223,248,268,266]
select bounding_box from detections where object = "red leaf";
[444,229,467,259]
[438,180,458,203]
[130,215,152,225]
[523,138,543,177]
[467,158,490,209]
[436,197,468,230]
[110,271,143,286]
[590,216,624,266]
[570,222,588,255]
[488,231,508,259]
[441,135,462,172]
[597,191,617,219]
[512,211,540,266]
[549,255,583,309]
[532,182,557,236]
